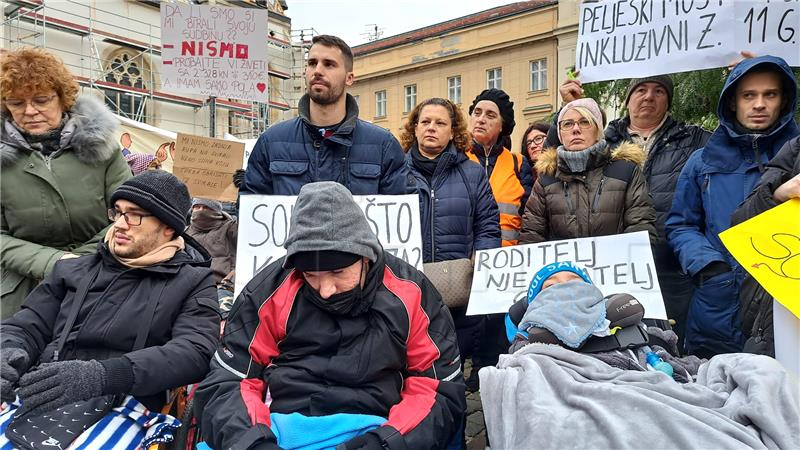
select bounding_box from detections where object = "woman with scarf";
[0,48,131,317]
[401,97,500,391]
[519,98,656,244]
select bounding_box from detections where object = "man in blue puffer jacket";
[242,35,407,195]
[666,55,799,358]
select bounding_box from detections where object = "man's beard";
[307,82,345,105]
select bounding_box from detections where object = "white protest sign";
[466,231,666,319]
[235,194,423,296]
[577,0,800,83]
[160,4,269,102]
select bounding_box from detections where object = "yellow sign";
[720,198,800,319]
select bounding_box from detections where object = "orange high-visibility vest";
[468,148,525,246]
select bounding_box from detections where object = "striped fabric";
[0,396,180,450]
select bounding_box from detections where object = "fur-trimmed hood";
[0,95,119,168]
[535,141,645,176]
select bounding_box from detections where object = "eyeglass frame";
[3,94,59,112]
[526,135,546,147]
[557,118,595,132]
[108,208,153,226]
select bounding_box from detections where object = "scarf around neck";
[104,227,185,268]
[557,139,608,173]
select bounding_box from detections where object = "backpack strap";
[511,152,522,183]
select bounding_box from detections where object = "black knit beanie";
[624,75,674,108]
[469,88,516,137]
[109,170,191,233]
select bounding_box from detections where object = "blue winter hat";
[526,261,592,304]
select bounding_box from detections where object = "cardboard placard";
[173,133,244,202]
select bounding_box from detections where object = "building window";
[375,90,387,118]
[404,84,417,113]
[530,59,547,92]
[447,76,461,104]
[103,50,149,121]
[486,67,502,90]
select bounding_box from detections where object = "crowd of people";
[1,32,798,450]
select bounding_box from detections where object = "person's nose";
[753,95,766,110]
[318,277,337,299]
[113,214,130,230]
[23,102,39,115]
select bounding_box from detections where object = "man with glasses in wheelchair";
[0,171,220,449]
[196,182,465,450]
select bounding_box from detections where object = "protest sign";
[466,231,666,318]
[173,133,244,202]
[160,4,269,102]
[223,133,258,169]
[235,194,423,296]
[720,198,800,319]
[577,0,800,83]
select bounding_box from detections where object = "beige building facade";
[350,0,579,152]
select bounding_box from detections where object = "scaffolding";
[1,0,297,139]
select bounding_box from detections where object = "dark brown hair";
[311,35,353,71]
[399,98,471,153]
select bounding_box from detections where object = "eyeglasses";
[3,95,58,112]
[526,135,546,147]
[108,209,152,226]
[558,118,594,131]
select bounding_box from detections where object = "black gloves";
[233,169,246,189]
[335,430,384,450]
[0,347,29,403]
[692,261,732,287]
[17,360,105,415]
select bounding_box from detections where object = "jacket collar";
[535,141,645,178]
[297,93,359,145]
[0,95,120,169]
[405,143,467,186]
[98,233,212,273]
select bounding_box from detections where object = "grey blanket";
[480,344,800,450]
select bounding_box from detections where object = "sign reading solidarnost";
[235,194,423,296]
[466,231,666,319]
[160,4,268,102]
[577,0,800,83]
[173,133,244,202]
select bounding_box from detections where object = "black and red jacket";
[196,252,466,450]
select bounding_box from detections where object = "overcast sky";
[285,0,517,47]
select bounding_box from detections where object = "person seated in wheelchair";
[196,182,465,450]
[0,171,221,449]
[504,262,703,383]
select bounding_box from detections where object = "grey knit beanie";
[192,197,223,213]
[110,170,191,233]
[283,182,381,269]
[624,75,674,108]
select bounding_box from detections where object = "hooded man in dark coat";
[666,56,799,358]
[196,181,465,450]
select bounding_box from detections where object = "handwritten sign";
[173,133,244,202]
[466,231,665,318]
[577,0,800,83]
[235,194,423,296]
[720,198,800,319]
[160,4,269,102]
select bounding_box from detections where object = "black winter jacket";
[605,116,711,241]
[1,238,220,410]
[406,144,501,263]
[731,136,800,356]
[196,252,466,450]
